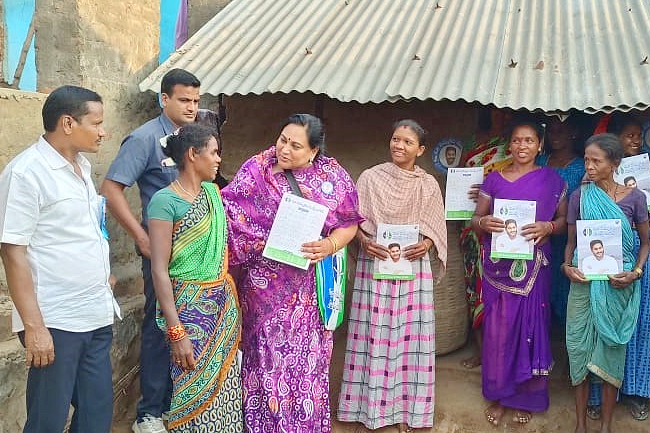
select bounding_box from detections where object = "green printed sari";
[156,182,243,432]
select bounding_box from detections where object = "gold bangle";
[331,235,339,251]
[478,216,487,228]
[633,267,643,278]
[167,323,186,342]
[327,235,339,253]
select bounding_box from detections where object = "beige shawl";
[357,162,447,274]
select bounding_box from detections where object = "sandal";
[586,405,601,420]
[512,410,531,424]
[484,404,504,427]
[629,398,649,421]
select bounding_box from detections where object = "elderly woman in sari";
[338,119,447,433]
[564,133,649,433]
[221,114,362,432]
[472,119,567,426]
[147,124,242,432]
[588,114,650,421]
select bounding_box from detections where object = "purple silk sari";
[221,146,362,432]
[479,167,566,412]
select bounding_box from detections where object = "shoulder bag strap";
[284,169,304,198]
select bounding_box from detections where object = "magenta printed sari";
[221,146,362,432]
[479,167,566,412]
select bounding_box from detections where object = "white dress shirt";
[0,136,113,332]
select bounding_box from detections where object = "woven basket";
[433,220,469,355]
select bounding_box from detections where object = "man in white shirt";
[582,239,620,275]
[0,86,114,433]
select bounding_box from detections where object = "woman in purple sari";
[471,119,568,426]
[221,114,362,432]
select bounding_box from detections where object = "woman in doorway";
[148,124,243,432]
[472,119,567,426]
[338,119,447,433]
[609,114,650,421]
[537,115,586,325]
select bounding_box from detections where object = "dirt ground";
[112,328,649,433]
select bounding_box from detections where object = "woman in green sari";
[564,133,649,433]
[148,124,243,432]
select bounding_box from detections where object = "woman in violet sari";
[221,114,362,432]
[148,124,243,432]
[471,119,567,426]
[564,133,649,433]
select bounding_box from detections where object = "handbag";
[284,170,347,330]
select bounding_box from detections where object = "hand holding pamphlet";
[373,223,419,280]
[490,199,536,260]
[614,153,650,211]
[262,192,329,269]
[576,219,623,280]
[445,167,483,220]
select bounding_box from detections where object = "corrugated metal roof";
[140,0,650,114]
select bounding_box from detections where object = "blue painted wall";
[4,0,36,91]
[160,0,182,64]
[3,0,177,89]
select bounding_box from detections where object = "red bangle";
[167,323,186,342]
[550,221,556,234]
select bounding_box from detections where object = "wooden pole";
[11,13,36,89]
[0,0,6,87]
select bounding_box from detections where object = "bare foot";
[461,354,482,369]
[484,403,505,427]
[574,426,587,433]
[397,423,413,433]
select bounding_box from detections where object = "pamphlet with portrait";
[373,223,419,280]
[576,219,623,280]
[490,198,536,260]
[614,153,650,211]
